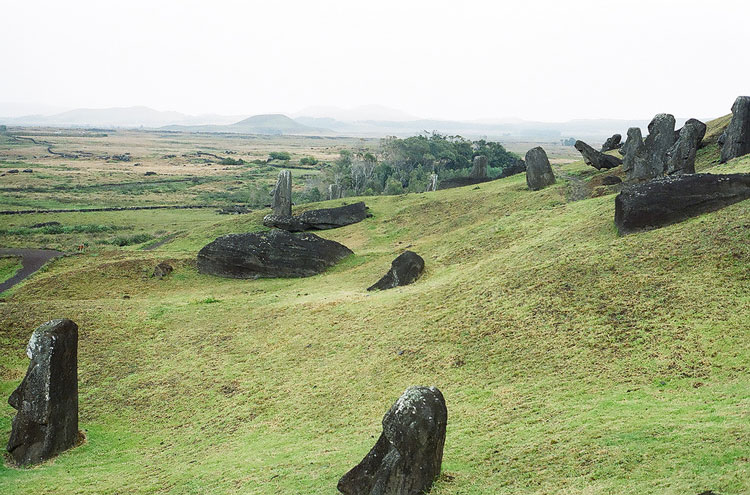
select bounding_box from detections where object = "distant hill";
[163,114,332,135]
[0,106,249,128]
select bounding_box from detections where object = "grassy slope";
[0,257,22,285]
[0,120,748,494]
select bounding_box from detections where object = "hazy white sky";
[2,0,748,121]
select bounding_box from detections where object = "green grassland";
[0,121,748,494]
[0,257,22,285]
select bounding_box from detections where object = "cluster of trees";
[318,133,519,197]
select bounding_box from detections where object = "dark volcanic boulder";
[574,140,623,170]
[7,319,79,466]
[525,147,555,190]
[197,230,353,278]
[368,251,425,291]
[271,170,292,217]
[338,386,447,495]
[720,96,750,163]
[614,173,750,234]
[263,202,370,232]
[666,118,707,175]
[601,134,622,152]
[471,155,488,179]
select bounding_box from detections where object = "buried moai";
[666,118,707,175]
[7,319,79,466]
[338,386,447,495]
[271,170,292,217]
[622,114,676,182]
[719,96,750,163]
[471,155,488,179]
[525,147,556,190]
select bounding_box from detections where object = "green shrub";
[269,151,291,161]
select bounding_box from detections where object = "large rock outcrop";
[471,155,488,179]
[601,134,622,152]
[719,96,750,163]
[574,140,623,170]
[197,230,353,278]
[525,147,555,190]
[263,202,370,232]
[7,319,79,466]
[367,251,425,291]
[666,118,707,175]
[614,173,750,234]
[271,170,292,217]
[338,386,447,495]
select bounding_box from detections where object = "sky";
[1,0,748,121]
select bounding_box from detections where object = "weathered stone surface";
[263,202,370,232]
[643,113,676,175]
[271,170,292,217]
[7,319,79,466]
[621,127,649,181]
[471,155,488,179]
[602,175,622,185]
[720,96,750,163]
[614,173,750,234]
[152,262,173,278]
[574,140,623,170]
[622,115,677,182]
[499,158,526,178]
[197,229,353,278]
[601,134,622,152]
[525,147,555,190]
[338,386,447,495]
[367,251,425,291]
[666,118,707,175]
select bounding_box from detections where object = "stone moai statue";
[272,170,292,217]
[471,155,488,179]
[338,386,447,495]
[7,319,79,466]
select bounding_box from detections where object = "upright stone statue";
[272,170,292,217]
[471,155,488,179]
[7,319,79,466]
[622,114,676,182]
[666,118,706,175]
[338,386,447,495]
[525,147,556,190]
[719,96,750,163]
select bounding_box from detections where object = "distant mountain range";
[0,104,701,141]
[162,114,332,135]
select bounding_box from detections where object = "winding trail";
[0,248,64,293]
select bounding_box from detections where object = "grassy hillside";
[0,118,748,494]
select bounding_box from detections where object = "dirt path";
[0,248,64,293]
